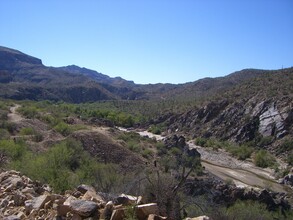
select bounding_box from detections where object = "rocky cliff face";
[163,96,293,152]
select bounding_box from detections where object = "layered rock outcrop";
[164,97,293,150]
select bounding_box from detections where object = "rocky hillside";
[158,67,293,155]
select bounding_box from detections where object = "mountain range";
[2,45,291,103]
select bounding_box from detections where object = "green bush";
[127,140,140,152]
[19,127,35,135]
[226,145,253,160]
[142,148,153,158]
[226,200,273,220]
[1,121,17,134]
[156,142,167,156]
[195,137,207,147]
[148,125,162,135]
[257,136,273,148]
[254,150,276,168]
[18,106,39,119]
[12,139,122,193]
[0,128,10,140]
[54,122,72,136]
[0,140,27,162]
[278,139,293,154]
[41,114,60,127]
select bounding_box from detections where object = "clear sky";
[0,0,292,84]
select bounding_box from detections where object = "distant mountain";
[0,46,142,102]
[57,65,135,87]
[0,45,292,107]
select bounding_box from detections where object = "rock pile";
[279,168,293,188]
[0,170,170,220]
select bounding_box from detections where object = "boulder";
[69,199,99,217]
[164,135,187,149]
[110,209,125,220]
[116,194,141,205]
[77,184,96,194]
[147,214,167,220]
[82,189,105,204]
[57,204,71,217]
[31,194,51,210]
[3,215,20,220]
[136,203,159,220]
[103,201,114,220]
[282,174,293,186]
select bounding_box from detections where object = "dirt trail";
[8,104,22,122]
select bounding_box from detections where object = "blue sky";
[0,0,292,84]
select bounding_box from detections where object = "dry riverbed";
[122,128,291,193]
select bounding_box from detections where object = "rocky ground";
[2,170,209,220]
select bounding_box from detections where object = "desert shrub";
[54,122,72,136]
[16,139,122,193]
[127,140,140,152]
[195,138,226,150]
[41,114,60,127]
[77,159,122,193]
[277,139,293,154]
[142,148,153,158]
[257,136,273,148]
[124,205,138,220]
[0,140,27,165]
[225,200,273,220]
[18,106,39,119]
[148,123,166,135]
[195,137,207,147]
[0,128,10,140]
[19,127,43,142]
[226,145,253,160]
[118,132,140,142]
[170,147,182,156]
[156,142,167,156]
[254,150,276,168]
[19,127,35,135]
[0,109,8,121]
[1,121,17,134]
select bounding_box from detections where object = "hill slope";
[0,46,142,102]
[155,67,293,156]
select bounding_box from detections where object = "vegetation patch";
[195,137,253,160]
[0,138,122,193]
[254,150,276,168]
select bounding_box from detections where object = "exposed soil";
[7,104,22,122]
